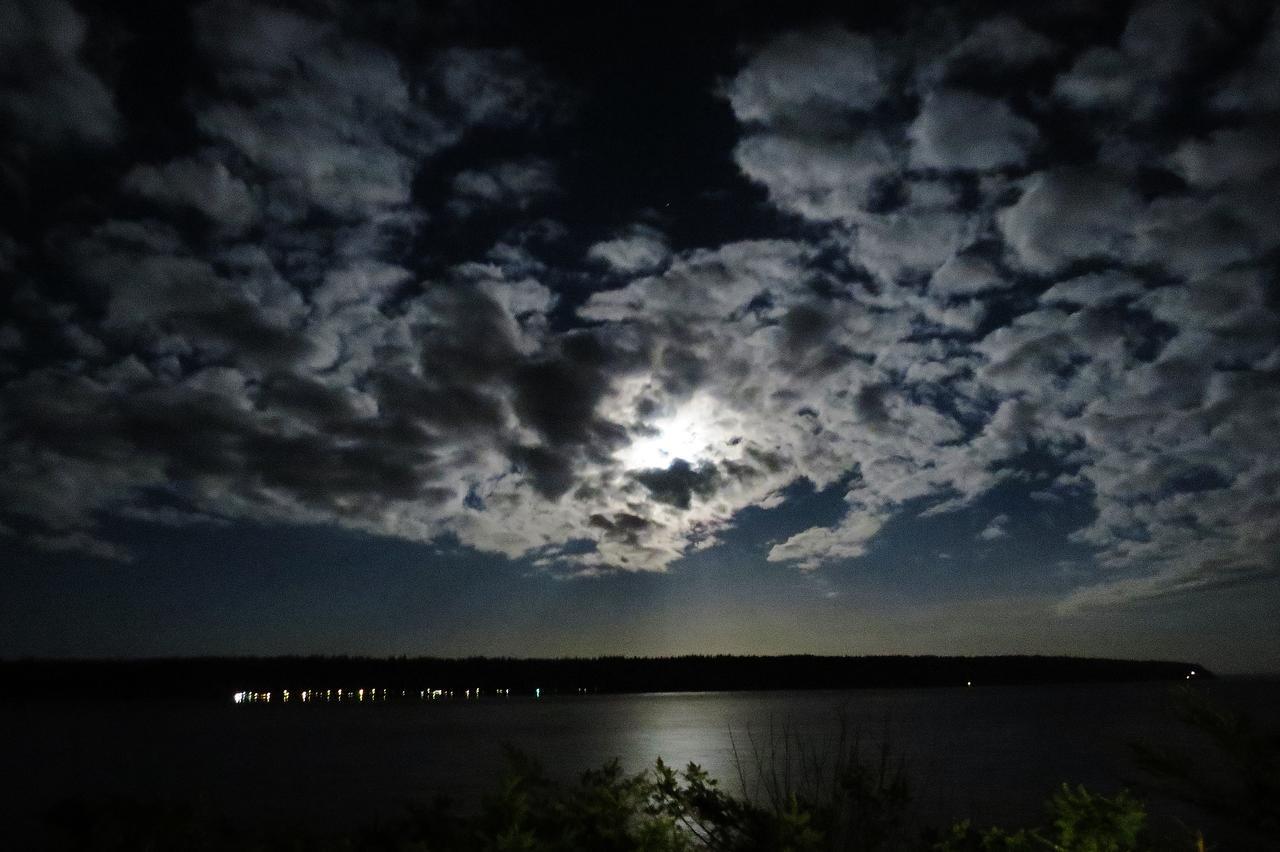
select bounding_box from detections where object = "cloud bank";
[1,0,1278,615]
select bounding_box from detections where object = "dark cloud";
[634,460,721,510]
[588,511,653,546]
[511,332,628,452]
[944,16,1058,70]
[509,443,575,500]
[0,0,120,148]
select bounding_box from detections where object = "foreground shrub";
[933,784,1147,852]
[1131,684,1280,844]
[43,758,1207,852]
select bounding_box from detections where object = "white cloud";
[449,159,556,215]
[978,513,1010,541]
[727,28,888,126]
[930,254,1012,297]
[587,226,670,275]
[768,512,885,570]
[909,90,1037,171]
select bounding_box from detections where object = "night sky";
[2,0,1278,673]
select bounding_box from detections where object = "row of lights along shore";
[233,672,1198,704]
[231,686,588,703]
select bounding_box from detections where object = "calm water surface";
[5,680,1277,843]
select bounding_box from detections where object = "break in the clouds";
[1,0,1278,620]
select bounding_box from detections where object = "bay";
[4,680,1277,845]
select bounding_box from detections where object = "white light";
[233,692,245,704]
[618,395,727,471]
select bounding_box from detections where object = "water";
[4,680,1277,844]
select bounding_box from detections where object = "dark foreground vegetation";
[0,654,1205,702]
[37,686,1277,852]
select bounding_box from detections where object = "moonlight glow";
[619,396,732,470]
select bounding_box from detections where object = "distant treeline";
[0,654,1207,702]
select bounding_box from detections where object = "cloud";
[908,90,1037,171]
[433,47,560,128]
[733,132,899,223]
[715,17,1280,607]
[978,513,1010,541]
[634,460,721,510]
[947,16,1058,69]
[1170,123,1280,188]
[768,512,885,571]
[1,1,1277,617]
[0,0,578,562]
[998,168,1141,273]
[26,529,134,562]
[726,28,888,126]
[1053,0,1224,118]
[929,254,1012,297]
[1210,8,1280,112]
[449,158,557,216]
[587,225,670,275]
[187,2,553,229]
[1038,273,1145,309]
[122,158,258,233]
[0,0,120,146]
